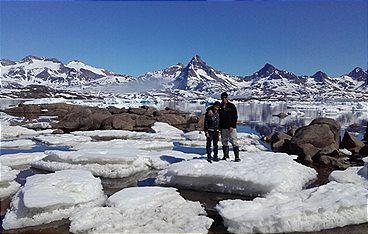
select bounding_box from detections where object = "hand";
[205,132,209,138]
[229,127,234,133]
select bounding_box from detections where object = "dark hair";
[221,92,228,98]
[213,101,221,107]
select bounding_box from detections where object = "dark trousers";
[206,131,219,158]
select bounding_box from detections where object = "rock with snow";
[0,166,20,200]
[156,152,317,196]
[329,164,368,188]
[0,152,48,167]
[216,182,368,233]
[2,169,106,230]
[69,186,213,233]
[1,139,36,148]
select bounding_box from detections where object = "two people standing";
[204,92,240,163]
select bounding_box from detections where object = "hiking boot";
[222,146,229,160]
[234,146,240,162]
[213,156,219,162]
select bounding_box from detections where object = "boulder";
[340,131,365,154]
[101,114,135,131]
[270,132,292,152]
[55,108,93,132]
[107,106,127,115]
[287,118,340,163]
[319,155,350,170]
[90,108,112,130]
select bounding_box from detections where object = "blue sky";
[1,1,367,77]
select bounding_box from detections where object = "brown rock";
[319,155,350,169]
[340,131,365,154]
[270,132,292,152]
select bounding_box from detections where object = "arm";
[230,103,238,128]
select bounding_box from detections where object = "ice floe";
[33,134,92,147]
[2,169,106,230]
[71,139,174,151]
[23,122,52,130]
[69,186,213,233]
[0,152,47,167]
[216,182,368,233]
[1,122,38,139]
[156,152,317,196]
[31,148,201,178]
[1,139,36,148]
[0,166,20,200]
[329,164,368,188]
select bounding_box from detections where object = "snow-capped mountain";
[172,55,243,92]
[0,56,134,89]
[1,55,367,101]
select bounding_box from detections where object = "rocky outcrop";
[270,118,367,169]
[2,104,200,133]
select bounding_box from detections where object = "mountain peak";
[0,59,16,66]
[189,55,206,66]
[20,55,43,63]
[312,71,329,82]
[256,63,276,77]
[348,67,367,81]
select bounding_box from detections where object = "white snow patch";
[2,169,106,230]
[216,182,368,233]
[69,186,213,233]
[0,122,38,139]
[33,134,92,147]
[156,152,317,196]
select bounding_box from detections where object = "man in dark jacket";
[219,92,240,162]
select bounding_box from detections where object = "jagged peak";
[256,63,277,77]
[312,71,329,82]
[20,55,62,64]
[188,55,207,66]
[0,59,16,66]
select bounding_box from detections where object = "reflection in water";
[162,101,367,139]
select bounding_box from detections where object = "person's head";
[221,92,229,103]
[213,101,221,111]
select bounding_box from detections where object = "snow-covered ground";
[216,182,368,233]
[69,186,213,233]
[156,152,317,196]
[329,163,368,188]
[2,169,106,230]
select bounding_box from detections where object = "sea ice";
[33,134,92,147]
[69,186,213,233]
[156,152,317,196]
[0,152,47,167]
[2,169,106,230]
[1,139,36,148]
[0,166,20,200]
[31,148,201,178]
[0,121,38,139]
[71,139,174,151]
[329,163,368,188]
[216,182,368,233]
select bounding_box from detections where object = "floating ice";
[33,134,92,147]
[0,122,38,139]
[1,139,36,148]
[31,148,201,178]
[0,166,20,200]
[151,122,184,138]
[216,182,368,233]
[329,164,368,188]
[2,169,106,230]
[0,152,47,167]
[69,186,213,233]
[72,139,174,151]
[156,152,317,196]
[23,122,52,130]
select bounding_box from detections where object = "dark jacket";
[204,107,220,132]
[219,101,237,129]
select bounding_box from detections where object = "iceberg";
[69,186,213,233]
[2,169,106,230]
[216,182,368,233]
[156,152,317,196]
